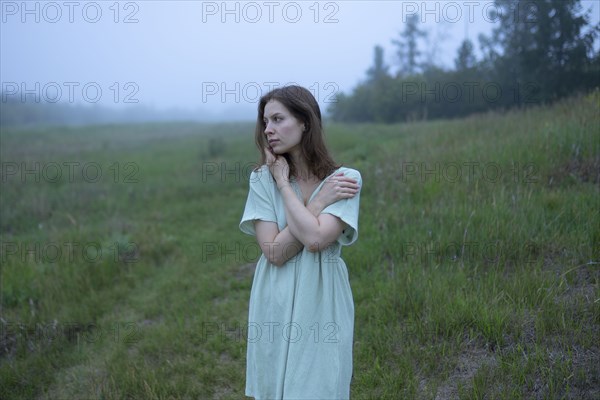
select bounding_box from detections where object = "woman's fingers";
[325,174,360,198]
[329,183,359,198]
[335,178,360,190]
[329,173,357,184]
[264,147,275,163]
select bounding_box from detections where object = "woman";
[239,85,362,399]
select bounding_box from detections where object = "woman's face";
[263,99,304,156]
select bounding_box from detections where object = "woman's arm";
[266,150,360,253]
[255,172,359,266]
[254,200,327,267]
[278,185,347,252]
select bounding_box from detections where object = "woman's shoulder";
[251,164,269,175]
[249,164,275,186]
[333,166,362,180]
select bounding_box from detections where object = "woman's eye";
[263,116,282,124]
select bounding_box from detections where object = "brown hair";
[254,85,339,180]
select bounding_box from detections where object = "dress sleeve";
[321,168,362,246]
[239,166,278,236]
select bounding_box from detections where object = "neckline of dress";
[290,167,345,204]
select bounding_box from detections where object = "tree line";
[328,0,600,123]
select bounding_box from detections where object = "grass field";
[1,91,598,399]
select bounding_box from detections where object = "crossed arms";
[254,170,359,267]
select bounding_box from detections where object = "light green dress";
[240,165,362,400]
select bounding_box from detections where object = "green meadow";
[1,92,598,399]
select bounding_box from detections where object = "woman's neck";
[288,150,314,182]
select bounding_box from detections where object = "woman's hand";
[310,172,360,211]
[264,147,290,188]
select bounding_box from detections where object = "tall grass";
[1,92,598,399]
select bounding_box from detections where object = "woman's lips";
[269,139,279,145]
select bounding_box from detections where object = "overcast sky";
[2,0,599,119]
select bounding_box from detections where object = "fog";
[2,1,598,122]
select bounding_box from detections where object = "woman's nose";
[265,121,274,134]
